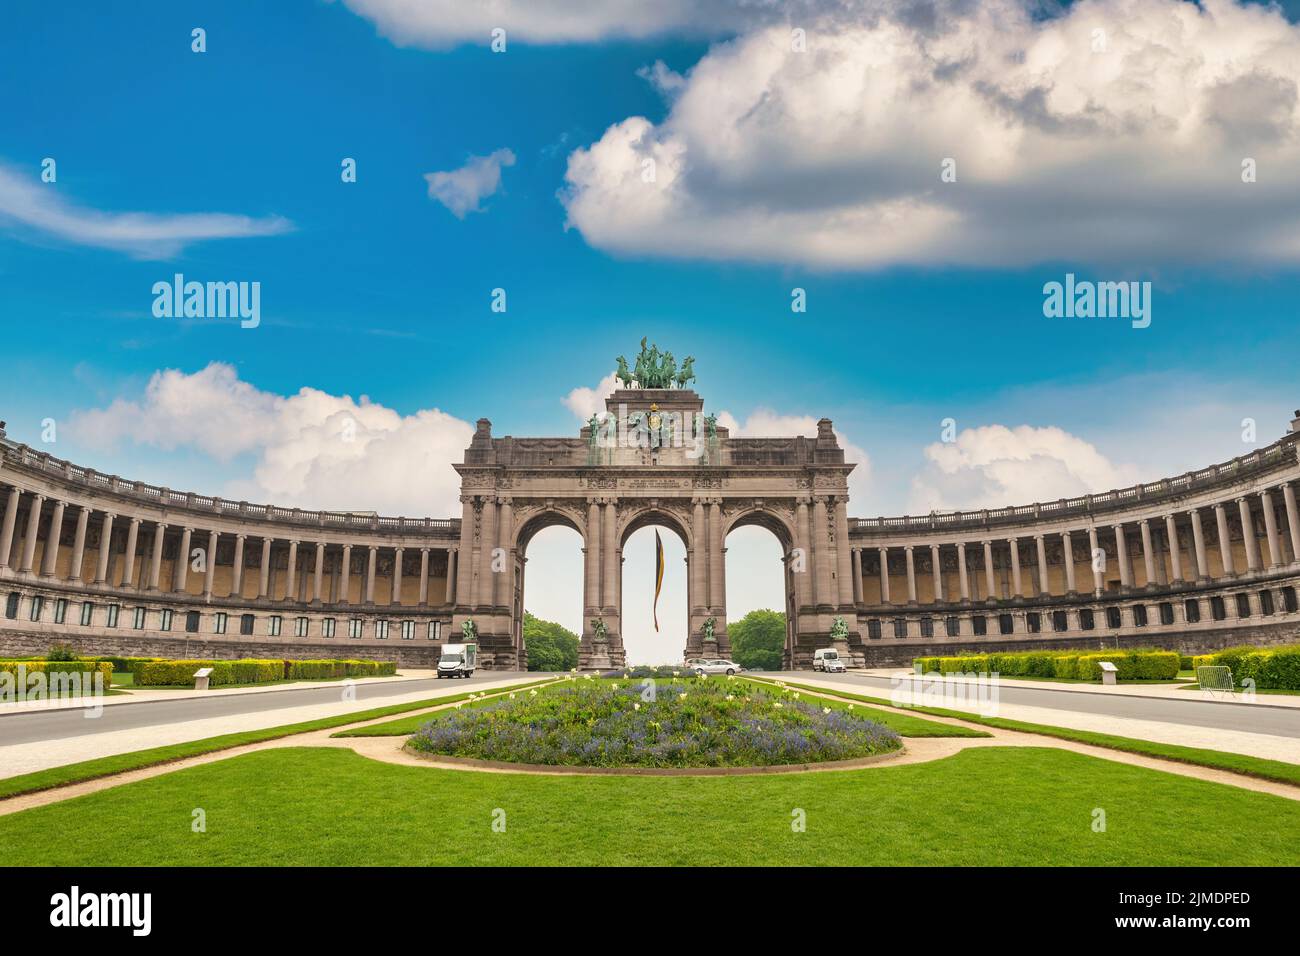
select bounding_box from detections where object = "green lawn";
[5,745,1298,866]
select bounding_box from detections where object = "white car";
[822,656,847,673]
[690,658,742,676]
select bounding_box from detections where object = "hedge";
[914,649,1180,681]
[1192,645,1300,691]
[129,658,398,687]
[90,656,163,673]
[0,660,114,685]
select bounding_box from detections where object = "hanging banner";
[653,529,664,632]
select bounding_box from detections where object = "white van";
[812,648,844,672]
[437,643,477,678]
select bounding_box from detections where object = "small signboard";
[1098,661,1118,685]
[193,667,214,691]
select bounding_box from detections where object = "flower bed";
[407,678,902,768]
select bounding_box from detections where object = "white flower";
[774,702,784,709]
[725,694,735,701]
[672,670,680,677]
[848,703,855,710]
[612,683,620,690]
[633,702,641,711]
[679,692,688,700]
[823,707,831,715]
[529,690,538,697]
[509,693,516,699]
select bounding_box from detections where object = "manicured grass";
[124,674,405,691]
[0,678,555,801]
[4,745,1298,865]
[764,679,1300,787]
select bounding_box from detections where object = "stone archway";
[616,504,694,666]
[512,507,588,670]
[724,507,799,667]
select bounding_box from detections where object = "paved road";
[0,671,537,747]
[775,671,1300,739]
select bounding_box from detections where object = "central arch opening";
[516,516,584,671]
[725,514,794,672]
[620,517,689,666]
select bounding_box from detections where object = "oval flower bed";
[406,678,902,768]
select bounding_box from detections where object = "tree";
[523,612,580,671]
[728,609,785,670]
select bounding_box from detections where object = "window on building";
[919,616,934,638]
[349,618,363,639]
[4,592,18,620]
[1079,608,1095,630]
[1184,599,1201,623]
[972,615,987,636]
[214,612,228,635]
[376,620,390,640]
[322,617,336,638]
[106,604,120,628]
[1026,612,1041,633]
[1283,587,1298,613]
[240,613,255,635]
[945,615,960,638]
[1210,596,1226,620]
[1105,606,1121,629]
[866,618,882,640]
[1052,610,1068,632]
[1158,602,1174,625]
[30,596,44,622]
[1132,604,1148,627]
[185,611,200,633]
[892,618,907,639]
[294,616,309,637]
[998,613,1013,635]
[401,620,415,640]
[54,598,68,624]
[79,602,94,626]
[1259,590,1275,616]
[133,607,146,630]
[427,620,439,641]
[160,608,173,631]
[268,615,283,637]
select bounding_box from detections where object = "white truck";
[437,643,477,678]
[812,648,845,672]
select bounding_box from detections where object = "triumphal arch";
[451,341,856,669]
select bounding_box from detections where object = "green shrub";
[46,644,78,662]
[914,649,1180,682]
[0,660,113,686]
[1051,655,1079,679]
[1194,645,1300,690]
[129,658,397,687]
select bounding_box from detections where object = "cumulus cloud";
[423,149,516,218]
[563,371,620,420]
[907,423,1142,513]
[68,363,473,517]
[0,162,291,259]
[561,0,1300,269]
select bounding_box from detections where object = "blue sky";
[3,0,1299,658]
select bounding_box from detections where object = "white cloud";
[423,149,516,218]
[719,408,873,502]
[562,0,1300,269]
[0,163,291,259]
[562,371,620,420]
[68,363,473,517]
[907,423,1142,513]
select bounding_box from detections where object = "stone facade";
[2,395,1299,670]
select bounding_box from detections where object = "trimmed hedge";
[129,657,397,687]
[0,660,113,685]
[1192,644,1300,691]
[915,649,1180,681]
[91,656,163,673]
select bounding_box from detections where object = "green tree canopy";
[728,609,785,671]
[523,612,580,672]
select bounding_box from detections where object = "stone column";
[19,493,43,573]
[498,498,515,607]
[120,516,140,587]
[68,506,90,583]
[982,540,995,600]
[810,498,830,606]
[691,500,707,609]
[930,544,942,603]
[203,530,218,598]
[338,543,351,604]
[835,498,853,606]
[418,548,429,605]
[258,538,272,597]
[1008,537,1022,597]
[93,512,115,584]
[878,547,891,604]
[391,547,404,605]
[1165,514,1184,582]
[1237,498,1260,572]
[174,526,192,592]
[455,496,475,606]
[285,539,299,601]
[1139,519,1156,589]
[1035,534,1049,596]
[1061,531,1077,594]
[1088,527,1104,595]
[365,545,377,604]
[904,545,917,605]
[709,500,726,611]
[313,542,326,604]
[444,548,456,605]
[0,487,20,571]
[602,500,618,611]
[1283,481,1300,563]
[478,498,497,606]
[584,499,601,613]
[1213,504,1235,577]
[957,542,970,602]
[1189,508,1209,583]
[231,534,246,597]
[41,499,66,577]
[1261,489,1283,569]
[852,548,864,604]
[1114,524,1132,588]
[147,522,166,591]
